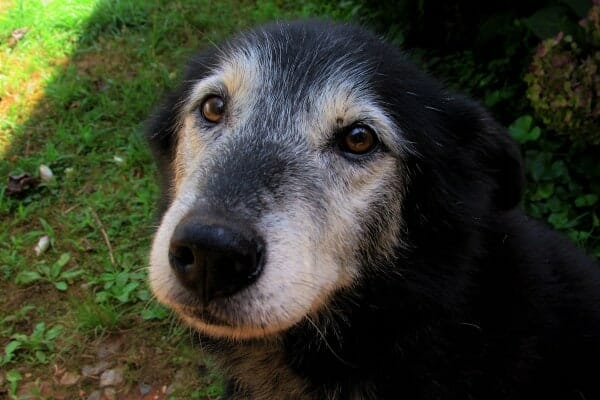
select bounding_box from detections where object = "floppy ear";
[145,49,219,215]
[476,116,525,210]
[450,97,526,211]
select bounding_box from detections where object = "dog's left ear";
[448,97,526,211]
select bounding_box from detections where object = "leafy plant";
[0,323,63,366]
[5,369,22,399]
[93,268,147,304]
[74,296,123,335]
[14,252,84,291]
[525,1,600,145]
[141,301,170,320]
[0,305,35,337]
[509,115,542,143]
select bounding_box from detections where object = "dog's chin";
[174,305,298,340]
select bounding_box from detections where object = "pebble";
[139,383,152,396]
[97,339,122,359]
[34,235,50,256]
[81,360,112,377]
[87,390,101,400]
[99,368,124,387]
[59,371,80,386]
[103,387,117,400]
[39,164,54,182]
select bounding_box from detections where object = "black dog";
[146,20,600,399]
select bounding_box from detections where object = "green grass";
[0,0,351,398]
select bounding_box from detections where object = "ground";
[0,1,350,398]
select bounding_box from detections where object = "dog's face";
[147,21,524,340]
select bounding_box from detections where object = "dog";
[146,20,600,399]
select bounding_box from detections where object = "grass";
[0,0,352,398]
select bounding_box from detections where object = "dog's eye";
[200,96,225,123]
[339,125,378,155]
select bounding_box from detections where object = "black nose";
[168,213,264,305]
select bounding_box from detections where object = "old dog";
[146,20,600,399]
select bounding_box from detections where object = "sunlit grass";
[0,0,97,155]
[0,0,352,396]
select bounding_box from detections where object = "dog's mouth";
[177,303,235,328]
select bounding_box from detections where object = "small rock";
[59,371,80,386]
[173,369,186,382]
[39,164,54,182]
[81,360,112,377]
[99,368,124,387]
[165,383,176,396]
[103,387,117,400]
[97,339,122,359]
[34,235,50,256]
[8,27,28,47]
[87,390,101,400]
[139,383,151,396]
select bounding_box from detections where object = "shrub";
[525,1,600,145]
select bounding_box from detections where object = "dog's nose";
[168,214,264,305]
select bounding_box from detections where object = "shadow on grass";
[0,0,339,397]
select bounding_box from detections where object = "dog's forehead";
[183,23,407,152]
[212,32,375,106]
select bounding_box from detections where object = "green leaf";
[6,369,22,384]
[30,322,46,342]
[5,340,21,355]
[39,217,55,237]
[115,281,140,303]
[54,281,68,291]
[3,340,21,364]
[45,325,63,341]
[137,289,151,301]
[56,253,71,267]
[508,115,540,143]
[141,304,170,320]
[535,182,554,199]
[50,253,71,278]
[96,291,110,303]
[525,5,579,39]
[15,270,43,285]
[60,269,84,280]
[115,271,129,287]
[575,194,598,207]
[35,350,47,363]
[6,368,22,397]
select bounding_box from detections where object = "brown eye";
[200,95,225,123]
[340,125,378,155]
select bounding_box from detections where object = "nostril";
[169,244,200,288]
[169,244,193,270]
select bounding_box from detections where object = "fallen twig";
[90,207,116,266]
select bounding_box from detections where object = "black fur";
[147,21,600,399]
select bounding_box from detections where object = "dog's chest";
[218,344,377,400]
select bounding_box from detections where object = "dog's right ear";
[145,49,218,215]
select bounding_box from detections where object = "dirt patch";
[5,326,215,399]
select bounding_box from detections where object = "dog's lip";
[188,307,233,327]
[175,301,236,327]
